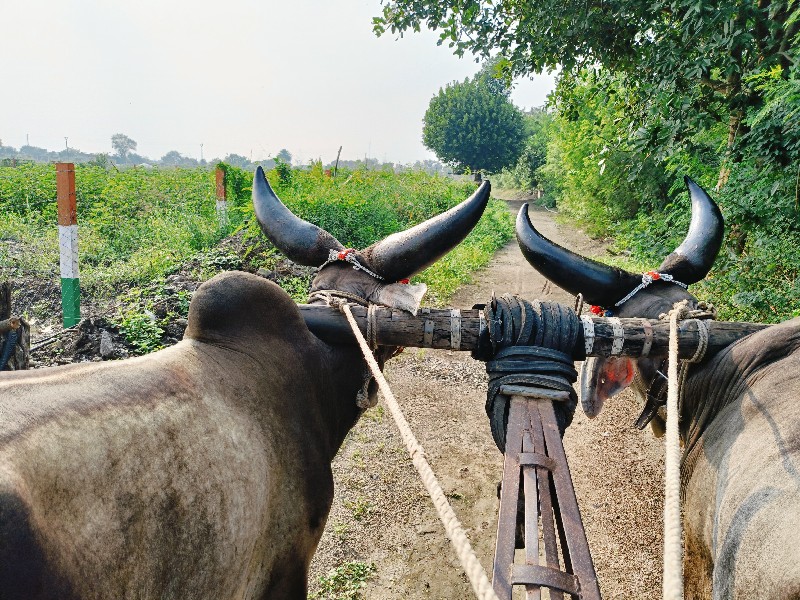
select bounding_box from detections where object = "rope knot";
[320,248,385,281]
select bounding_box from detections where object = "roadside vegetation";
[0,162,512,352]
[385,1,800,324]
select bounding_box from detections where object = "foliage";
[0,164,234,295]
[2,163,512,334]
[376,0,800,188]
[542,69,799,322]
[111,133,137,159]
[310,561,377,600]
[276,149,293,164]
[116,307,164,354]
[422,63,526,173]
[493,107,555,192]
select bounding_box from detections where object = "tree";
[375,0,800,186]
[111,133,137,160]
[159,151,197,167]
[276,149,292,164]
[422,66,526,175]
[223,154,253,169]
[513,107,554,190]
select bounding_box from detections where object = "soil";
[13,233,314,368]
[308,197,665,599]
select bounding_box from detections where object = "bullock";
[0,167,490,599]
[515,177,800,599]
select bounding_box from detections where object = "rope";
[318,248,385,281]
[479,295,580,451]
[663,300,690,600]
[614,271,688,307]
[339,302,500,600]
[307,289,370,307]
[369,303,381,350]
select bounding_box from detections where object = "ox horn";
[515,204,642,308]
[657,177,724,285]
[252,166,344,267]
[365,181,491,282]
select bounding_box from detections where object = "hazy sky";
[0,0,555,165]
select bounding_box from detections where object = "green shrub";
[310,561,377,600]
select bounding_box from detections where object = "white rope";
[340,303,500,600]
[663,301,687,600]
[614,272,688,307]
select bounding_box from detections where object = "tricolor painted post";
[215,167,228,228]
[56,162,80,327]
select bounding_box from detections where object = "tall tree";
[422,65,526,175]
[111,133,137,160]
[375,0,800,186]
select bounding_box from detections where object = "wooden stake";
[215,166,228,227]
[56,162,80,327]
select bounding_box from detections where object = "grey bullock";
[515,178,800,599]
[0,167,490,600]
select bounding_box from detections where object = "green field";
[0,162,512,350]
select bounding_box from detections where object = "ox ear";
[579,357,635,417]
[252,166,344,266]
[657,177,724,285]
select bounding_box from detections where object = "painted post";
[215,167,228,228]
[56,162,80,327]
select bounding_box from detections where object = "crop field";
[0,162,513,354]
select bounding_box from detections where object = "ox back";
[681,317,800,599]
[0,272,366,599]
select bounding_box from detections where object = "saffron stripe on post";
[56,162,80,327]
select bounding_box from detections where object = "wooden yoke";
[299,303,767,359]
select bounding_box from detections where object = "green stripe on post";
[56,163,80,328]
[60,278,81,327]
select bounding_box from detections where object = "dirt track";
[309,197,665,599]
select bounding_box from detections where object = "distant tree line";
[0,134,295,172]
[0,136,451,175]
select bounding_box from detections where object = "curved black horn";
[252,166,343,267]
[657,177,724,285]
[365,181,491,282]
[516,204,642,307]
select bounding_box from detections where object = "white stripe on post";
[56,162,80,327]
[58,224,80,280]
[215,167,228,227]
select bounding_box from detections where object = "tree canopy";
[422,65,526,173]
[376,0,799,185]
[111,133,137,159]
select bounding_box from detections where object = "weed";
[344,497,373,521]
[331,522,349,538]
[116,308,164,354]
[310,561,377,600]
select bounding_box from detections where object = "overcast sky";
[0,0,555,165]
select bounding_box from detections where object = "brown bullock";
[0,167,490,599]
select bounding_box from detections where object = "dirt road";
[309,199,665,599]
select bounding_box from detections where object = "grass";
[1,163,513,339]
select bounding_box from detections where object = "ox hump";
[185,272,310,346]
